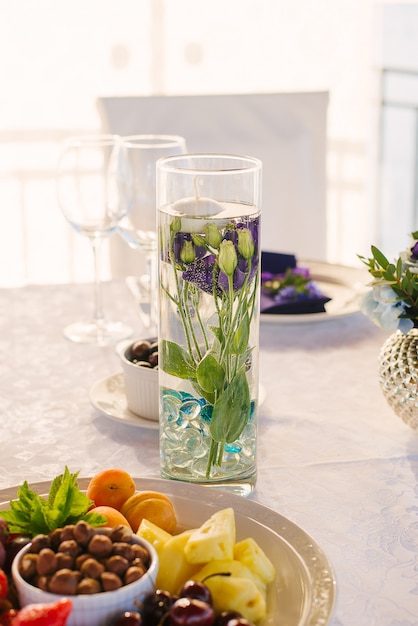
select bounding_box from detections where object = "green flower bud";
[237,228,254,260]
[191,233,206,248]
[180,240,195,263]
[218,240,238,276]
[205,223,222,249]
[170,216,182,233]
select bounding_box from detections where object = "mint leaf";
[1,467,106,536]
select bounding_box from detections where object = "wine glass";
[116,135,187,334]
[57,134,133,346]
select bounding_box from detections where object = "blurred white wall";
[0,0,416,285]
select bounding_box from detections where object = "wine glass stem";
[146,251,158,335]
[91,238,105,326]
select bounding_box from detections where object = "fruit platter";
[0,468,336,625]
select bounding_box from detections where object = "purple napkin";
[260,251,331,315]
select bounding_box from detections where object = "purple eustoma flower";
[410,241,418,261]
[182,255,221,295]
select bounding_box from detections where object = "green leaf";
[68,511,107,526]
[208,325,223,345]
[196,352,225,394]
[161,339,197,379]
[371,245,390,269]
[233,313,250,354]
[210,370,250,443]
[396,257,403,280]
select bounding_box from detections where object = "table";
[1,280,418,626]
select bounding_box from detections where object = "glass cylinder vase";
[157,154,262,496]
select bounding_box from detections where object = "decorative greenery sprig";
[358,232,418,333]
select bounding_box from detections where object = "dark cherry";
[3,535,31,575]
[0,518,9,546]
[179,580,212,605]
[169,597,215,625]
[112,611,143,626]
[0,541,5,568]
[141,589,175,625]
[213,612,242,626]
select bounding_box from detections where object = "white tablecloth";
[1,280,418,625]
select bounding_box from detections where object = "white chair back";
[98,92,328,274]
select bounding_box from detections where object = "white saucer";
[89,372,159,430]
[90,372,266,429]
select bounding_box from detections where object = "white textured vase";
[379,329,418,431]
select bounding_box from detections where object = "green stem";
[183,282,202,360]
[207,439,219,478]
[169,234,195,361]
[191,285,210,352]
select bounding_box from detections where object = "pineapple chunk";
[193,558,266,594]
[156,529,201,594]
[184,507,236,564]
[202,574,266,623]
[234,537,276,584]
[136,518,172,554]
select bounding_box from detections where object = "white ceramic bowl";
[119,339,159,421]
[12,535,158,626]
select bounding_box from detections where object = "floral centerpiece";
[159,212,260,488]
[359,232,418,333]
[261,266,328,305]
[359,232,418,432]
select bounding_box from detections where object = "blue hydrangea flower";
[360,285,414,334]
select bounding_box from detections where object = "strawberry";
[0,571,8,600]
[12,598,72,626]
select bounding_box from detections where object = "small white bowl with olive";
[119,338,159,421]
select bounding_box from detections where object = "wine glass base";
[63,321,133,347]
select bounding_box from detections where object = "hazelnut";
[19,553,38,580]
[30,534,51,553]
[58,539,80,558]
[101,571,123,592]
[124,565,145,585]
[80,557,105,579]
[56,552,74,570]
[88,534,113,559]
[110,525,133,543]
[37,548,57,576]
[111,542,135,561]
[73,520,94,546]
[77,577,101,595]
[105,555,129,577]
[48,568,80,595]
[60,526,76,541]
